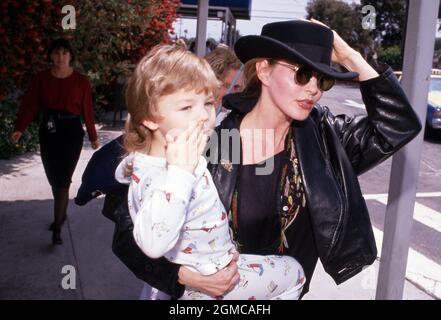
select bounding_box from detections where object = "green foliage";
[360,0,407,48]
[0,93,39,159]
[0,0,179,159]
[64,0,180,112]
[378,45,402,71]
[306,0,374,54]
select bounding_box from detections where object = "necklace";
[228,126,306,253]
[278,127,306,253]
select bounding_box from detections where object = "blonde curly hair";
[124,44,220,153]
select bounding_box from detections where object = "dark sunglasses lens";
[295,68,312,85]
[320,77,335,91]
[294,66,335,91]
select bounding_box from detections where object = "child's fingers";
[194,121,205,143]
[188,121,202,146]
[165,133,175,144]
[197,133,208,155]
[175,121,197,144]
[123,162,133,177]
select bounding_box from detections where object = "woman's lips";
[297,100,314,110]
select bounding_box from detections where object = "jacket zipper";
[316,114,346,261]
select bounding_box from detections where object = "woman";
[82,19,421,299]
[10,38,99,245]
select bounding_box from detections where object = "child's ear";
[142,119,159,131]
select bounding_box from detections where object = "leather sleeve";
[103,192,185,299]
[322,65,422,175]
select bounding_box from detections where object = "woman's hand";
[10,131,22,143]
[308,18,379,81]
[91,140,100,150]
[308,18,357,66]
[177,251,240,298]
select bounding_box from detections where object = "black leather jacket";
[103,66,421,299]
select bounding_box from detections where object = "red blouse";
[14,69,98,142]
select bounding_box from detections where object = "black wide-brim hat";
[235,20,359,80]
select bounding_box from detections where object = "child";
[115,44,305,300]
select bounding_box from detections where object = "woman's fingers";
[178,256,240,298]
[309,18,329,28]
[308,18,353,64]
[224,259,240,293]
[10,131,22,143]
[91,140,100,149]
[231,250,240,262]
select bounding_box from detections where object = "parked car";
[394,69,441,134]
[427,71,441,132]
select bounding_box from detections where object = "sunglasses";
[274,61,335,91]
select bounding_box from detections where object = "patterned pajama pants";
[141,254,305,300]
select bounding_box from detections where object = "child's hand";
[165,121,208,173]
[123,161,134,178]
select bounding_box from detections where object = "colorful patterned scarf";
[229,127,306,253]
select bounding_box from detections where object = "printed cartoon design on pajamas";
[201,220,217,233]
[151,222,170,238]
[264,257,276,268]
[248,263,264,276]
[238,274,249,289]
[115,153,306,300]
[182,243,197,254]
[267,280,278,294]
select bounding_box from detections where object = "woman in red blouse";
[10,38,99,245]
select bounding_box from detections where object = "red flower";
[26,6,36,14]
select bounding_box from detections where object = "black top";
[236,150,318,296]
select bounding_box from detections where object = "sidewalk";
[0,115,434,300]
[0,118,143,299]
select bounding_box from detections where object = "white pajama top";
[115,153,236,275]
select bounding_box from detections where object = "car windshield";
[429,77,441,91]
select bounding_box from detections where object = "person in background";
[10,38,99,245]
[204,46,244,126]
[205,39,217,55]
[175,38,187,50]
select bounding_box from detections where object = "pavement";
[0,111,435,300]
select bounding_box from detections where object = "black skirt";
[39,111,85,188]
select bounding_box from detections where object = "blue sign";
[180,0,252,19]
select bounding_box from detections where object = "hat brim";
[235,35,359,80]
